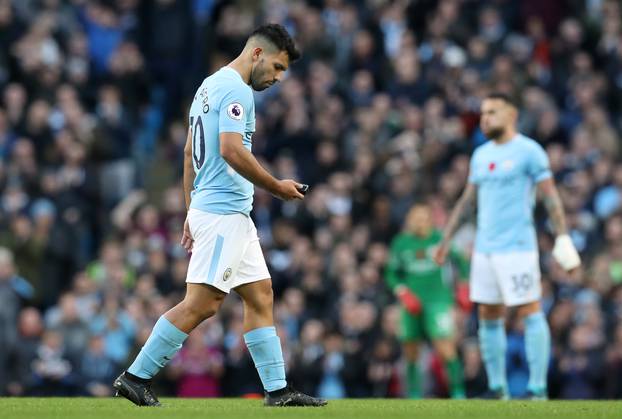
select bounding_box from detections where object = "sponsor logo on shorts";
[223,268,232,281]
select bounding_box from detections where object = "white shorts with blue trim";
[186,209,270,293]
[470,251,542,307]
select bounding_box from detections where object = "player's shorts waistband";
[188,207,250,218]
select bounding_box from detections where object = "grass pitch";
[1,398,620,419]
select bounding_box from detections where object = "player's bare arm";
[219,132,304,201]
[181,127,195,252]
[537,178,581,271]
[183,127,195,210]
[537,178,567,236]
[434,182,477,265]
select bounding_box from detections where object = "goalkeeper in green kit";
[385,204,471,399]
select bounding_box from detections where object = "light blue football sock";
[127,316,188,379]
[478,318,507,392]
[244,326,287,392]
[524,311,551,394]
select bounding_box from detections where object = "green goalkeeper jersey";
[385,229,469,304]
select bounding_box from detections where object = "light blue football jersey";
[468,134,552,253]
[188,67,255,215]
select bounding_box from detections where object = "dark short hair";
[485,92,518,108]
[250,24,301,62]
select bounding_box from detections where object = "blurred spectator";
[367,337,400,397]
[89,295,136,364]
[0,247,33,393]
[317,332,346,399]
[506,315,530,398]
[30,329,77,396]
[289,319,325,396]
[44,292,90,359]
[168,322,224,398]
[551,324,606,399]
[6,307,44,396]
[0,212,45,302]
[78,334,118,397]
[605,322,622,398]
[462,339,487,398]
[221,312,262,396]
[81,1,124,76]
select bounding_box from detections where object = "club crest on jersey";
[488,162,496,171]
[223,268,232,281]
[227,103,243,120]
[501,159,514,170]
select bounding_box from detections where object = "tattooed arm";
[433,183,477,265]
[538,178,581,270]
[537,178,567,236]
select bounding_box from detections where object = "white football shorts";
[186,208,270,293]
[469,251,541,306]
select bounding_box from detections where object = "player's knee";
[433,340,457,360]
[192,303,219,320]
[181,296,224,321]
[478,304,504,319]
[516,301,541,318]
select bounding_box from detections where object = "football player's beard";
[484,126,506,140]
[250,66,269,91]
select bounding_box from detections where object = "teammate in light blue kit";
[113,24,326,407]
[434,93,580,399]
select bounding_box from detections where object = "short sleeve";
[527,143,552,183]
[218,85,253,135]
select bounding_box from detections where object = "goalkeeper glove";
[552,234,581,271]
[456,282,472,312]
[395,286,422,315]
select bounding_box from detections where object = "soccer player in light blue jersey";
[113,24,326,407]
[434,93,581,400]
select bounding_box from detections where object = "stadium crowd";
[1,0,622,399]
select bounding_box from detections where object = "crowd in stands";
[1,0,622,399]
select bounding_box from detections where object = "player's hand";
[456,282,472,312]
[395,285,422,315]
[552,234,581,271]
[180,216,194,253]
[433,243,449,265]
[273,179,305,201]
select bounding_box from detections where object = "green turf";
[1,398,620,419]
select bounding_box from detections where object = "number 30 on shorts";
[511,273,533,296]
